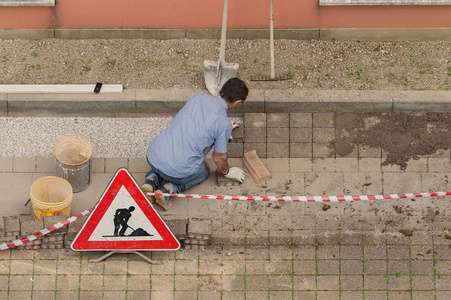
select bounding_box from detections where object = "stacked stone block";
[65,215,88,248]
[41,215,67,249]
[19,215,43,250]
[0,216,20,244]
[184,218,212,250]
[166,219,187,244]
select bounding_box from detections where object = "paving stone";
[359,145,382,158]
[335,158,358,172]
[411,260,434,275]
[267,143,289,158]
[387,276,411,290]
[316,275,339,290]
[290,128,312,143]
[188,218,212,236]
[35,157,55,173]
[4,216,21,235]
[0,157,13,172]
[232,125,244,140]
[383,173,422,194]
[244,113,266,128]
[13,157,35,172]
[313,128,335,143]
[67,215,87,234]
[387,260,411,275]
[364,276,387,290]
[290,113,312,128]
[289,158,312,172]
[312,143,335,158]
[267,127,289,143]
[227,142,244,158]
[244,127,266,143]
[91,157,105,173]
[404,157,428,172]
[317,260,340,275]
[290,143,312,158]
[265,158,289,173]
[43,215,68,234]
[429,158,451,172]
[292,276,316,291]
[293,260,316,275]
[128,157,149,172]
[267,113,289,128]
[244,143,266,158]
[313,113,334,128]
[105,157,128,172]
[312,158,335,172]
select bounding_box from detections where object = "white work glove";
[224,167,245,183]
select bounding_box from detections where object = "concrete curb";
[2,89,451,116]
[2,28,451,41]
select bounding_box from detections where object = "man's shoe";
[141,180,157,203]
[154,184,174,211]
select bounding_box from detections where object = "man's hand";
[224,167,245,183]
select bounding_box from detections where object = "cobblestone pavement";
[1,112,451,299]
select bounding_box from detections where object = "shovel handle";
[219,0,229,62]
[270,0,275,79]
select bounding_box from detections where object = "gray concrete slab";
[320,28,451,42]
[0,29,54,39]
[0,173,34,215]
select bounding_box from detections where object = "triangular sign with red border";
[71,168,180,251]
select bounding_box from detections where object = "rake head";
[251,73,293,81]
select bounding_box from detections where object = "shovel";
[204,0,238,96]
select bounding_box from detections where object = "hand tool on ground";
[251,0,292,81]
[204,0,238,95]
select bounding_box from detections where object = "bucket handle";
[25,198,31,207]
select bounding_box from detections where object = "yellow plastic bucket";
[30,176,73,220]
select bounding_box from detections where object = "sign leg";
[88,251,161,264]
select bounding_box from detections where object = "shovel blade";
[204,59,238,96]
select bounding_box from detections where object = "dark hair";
[219,78,249,104]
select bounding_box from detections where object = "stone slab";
[0,84,122,94]
[0,173,34,215]
[320,28,451,42]
[188,218,212,236]
[20,219,43,236]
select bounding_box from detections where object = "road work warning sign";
[71,168,180,251]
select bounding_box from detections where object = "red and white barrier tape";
[0,208,92,251]
[147,191,451,202]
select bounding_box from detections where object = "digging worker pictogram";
[113,206,135,236]
[142,78,249,211]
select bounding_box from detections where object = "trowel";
[204,0,238,96]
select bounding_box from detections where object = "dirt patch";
[1,39,451,90]
[334,113,451,169]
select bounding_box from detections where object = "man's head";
[219,78,249,109]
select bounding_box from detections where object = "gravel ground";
[0,117,242,157]
[1,39,451,90]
